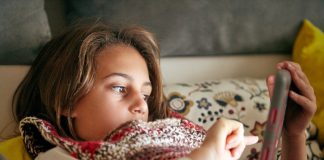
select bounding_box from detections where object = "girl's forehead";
[94,45,150,80]
[96,45,141,62]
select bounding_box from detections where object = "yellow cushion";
[293,19,324,145]
[0,136,31,160]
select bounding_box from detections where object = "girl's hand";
[188,118,258,160]
[266,61,317,137]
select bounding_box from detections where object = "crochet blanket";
[19,117,206,160]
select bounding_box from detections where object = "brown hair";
[13,22,170,139]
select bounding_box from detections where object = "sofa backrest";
[64,0,324,57]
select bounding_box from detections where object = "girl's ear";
[62,108,77,118]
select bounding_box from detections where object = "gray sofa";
[0,0,323,159]
[1,0,324,64]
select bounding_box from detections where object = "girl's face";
[71,44,151,141]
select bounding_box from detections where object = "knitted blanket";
[19,117,206,160]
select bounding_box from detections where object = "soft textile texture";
[19,116,206,159]
[0,136,31,160]
[0,0,51,64]
[163,78,323,159]
[66,0,324,57]
[293,19,324,145]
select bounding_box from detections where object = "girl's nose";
[129,92,148,115]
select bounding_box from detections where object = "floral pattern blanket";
[19,116,206,160]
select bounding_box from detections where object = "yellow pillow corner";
[293,19,324,145]
[0,136,31,160]
[294,19,324,60]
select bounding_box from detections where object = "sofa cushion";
[0,0,51,65]
[163,78,323,159]
[66,0,324,57]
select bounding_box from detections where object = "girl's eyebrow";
[104,72,152,87]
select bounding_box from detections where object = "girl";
[8,22,316,159]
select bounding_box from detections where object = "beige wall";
[161,54,291,83]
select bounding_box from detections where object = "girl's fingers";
[266,75,275,98]
[291,71,316,102]
[244,136,259,145]
[276,61,316,102]
[225,124,244,149]
[226,135,241,150]
[226,135,258,149]
[230,141,245,160]
[209,118,259,159]
[277,61,310,86]
[226,136,259,159]
[287,62,310,85]
[290,66,316,102]
[289,91,316,115]
[206,118,244,151]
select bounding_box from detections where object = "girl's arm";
[266,61,317,160]
[187,118,258,160]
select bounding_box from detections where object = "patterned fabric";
[19,116,206,160]
[164,78,324,159]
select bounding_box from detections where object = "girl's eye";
[112,86,127,94]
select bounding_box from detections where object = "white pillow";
[163,78,323,159]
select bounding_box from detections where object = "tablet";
[259,69,291,160]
